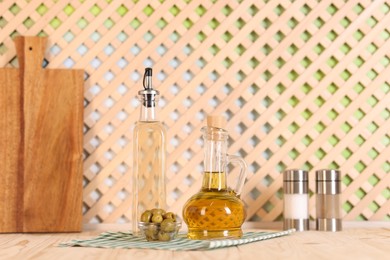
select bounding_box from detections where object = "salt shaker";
[283,169,309,231]
[316,169,342,231]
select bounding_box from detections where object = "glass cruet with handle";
[183,115,247,240]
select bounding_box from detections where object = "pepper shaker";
[283,169,309,231]
[316,169,342,231]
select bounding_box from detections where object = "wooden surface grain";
[0,67,20,233]
[0,222,388,260]
[0,36,84,233]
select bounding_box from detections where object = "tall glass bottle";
[132,68,167,235]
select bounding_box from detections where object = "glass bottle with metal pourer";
[132,68,167,235]
[182,115,248,240]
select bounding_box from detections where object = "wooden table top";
[0,222,389,259]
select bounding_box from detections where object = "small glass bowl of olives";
[138,208,181,242]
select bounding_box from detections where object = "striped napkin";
[59,229,295,251]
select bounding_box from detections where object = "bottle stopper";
[207,115,226,129]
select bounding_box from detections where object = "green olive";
[151,208,166,216]
[144,225,158,241]
[145,234,155,241]
[140,210,152,222]
[163,212,176,221]
[161,219,175,232]
[158,232,171,241]
[151,214,163,224]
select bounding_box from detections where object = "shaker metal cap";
[316,169,340,181]
[283,169,308,182]
[316,169,341,194]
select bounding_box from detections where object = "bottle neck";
[139,102,159,121]
[202,138,228,191]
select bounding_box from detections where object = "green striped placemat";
[59,229,295,251]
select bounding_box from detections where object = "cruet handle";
[227,154,247,197]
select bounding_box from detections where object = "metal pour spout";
[139,68,159,108]
[143,67,152,90]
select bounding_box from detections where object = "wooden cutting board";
[0,36,84,232]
